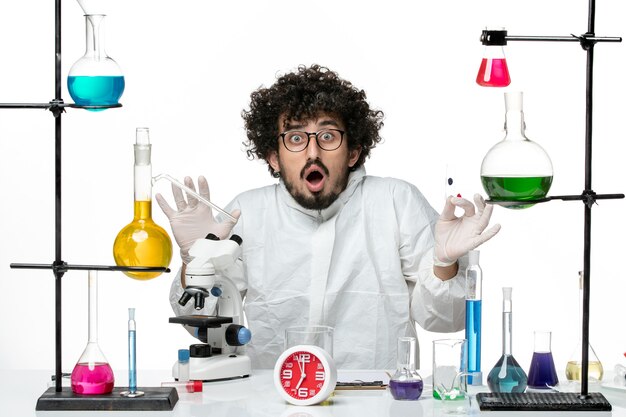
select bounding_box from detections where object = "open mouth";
[303,165,327,193]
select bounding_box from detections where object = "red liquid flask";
[71,362,115,394]
[476,45,511,87]
[70,271,115,395]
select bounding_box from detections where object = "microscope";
[169,233,252,381]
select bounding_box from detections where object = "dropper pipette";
[152,174,237,223]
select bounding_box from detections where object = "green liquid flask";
[480,92,553,209]
[113,128,173,280]
[487,287,528,393]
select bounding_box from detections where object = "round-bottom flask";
[113,128,172,280]
[71,271,115,394]
[113,200,173,280]
[389,337,423,400]
[481,92,553,209]
[67,14,125,110]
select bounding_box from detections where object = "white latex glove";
[434,193,501,266]
[155,176,240,263]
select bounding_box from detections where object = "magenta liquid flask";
[389,336,423,400]
[71,270,115,394]
[476,28,510,87]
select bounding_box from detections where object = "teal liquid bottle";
[67,14,125,110]
[480,92,553,209]
[487,287,527,393]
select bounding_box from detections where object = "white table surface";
[2,369,626,417]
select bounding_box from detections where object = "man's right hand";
[155,175,240,263]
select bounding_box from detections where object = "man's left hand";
[434,194,501,265]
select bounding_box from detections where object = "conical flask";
[527,331,558,389]
[565,271,604,383]
[487,287,527,393]
[71,271,115,394]
[476,29,511,87]
[481,92,553,209]
[113,128,173,280]
[67,14,125,110]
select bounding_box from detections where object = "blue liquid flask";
[487,287,528,393]
[465,250,482,386]
[67,14,124,110]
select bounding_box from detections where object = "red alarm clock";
[273,344,337,405]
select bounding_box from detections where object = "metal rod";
[10,263,170,272]
[580,0,597,399]
[0,103,122,109]
[505,35,620,42]
[53,0,63,393]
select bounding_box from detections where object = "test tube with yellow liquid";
[113,127,172,279]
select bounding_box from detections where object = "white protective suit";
[170,166,468,369]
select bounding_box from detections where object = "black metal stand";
[478,0,623,411]
[3,0,173,410]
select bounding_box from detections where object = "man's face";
[268,114,361,210]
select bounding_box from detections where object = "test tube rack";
[1,0,176,411]
[477,0,623,411]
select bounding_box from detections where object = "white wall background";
[0,0,624,379]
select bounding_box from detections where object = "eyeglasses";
[278,129,345,152]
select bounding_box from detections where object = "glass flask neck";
[502,288,513,356]
[533,331,552,352]
[88,270,99,344]
[503,92,527,141]
[133,128,153,220]
[396,336,417,372]
[84,14,108,60]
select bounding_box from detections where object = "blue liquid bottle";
[465,250,482,386]
[487,287,528,393]
[67,14,124,110]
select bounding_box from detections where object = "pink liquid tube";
[476,58,511,87]
[71,362,115,394]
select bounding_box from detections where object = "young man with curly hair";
[157,65,500,369]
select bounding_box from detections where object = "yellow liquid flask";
[565,271,604,383]
[113,128,172,280]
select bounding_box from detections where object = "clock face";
[274,345,337,406]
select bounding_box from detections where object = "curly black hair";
[242,64,384,177]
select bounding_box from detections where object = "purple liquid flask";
[71,271,115,394]
[527,331,558,389]
[389,337,423,400]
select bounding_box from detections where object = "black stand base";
[477,392,611,412]
[35,387,179,411]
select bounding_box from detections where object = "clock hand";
[295,374,305,390]
[295,355,307,390]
